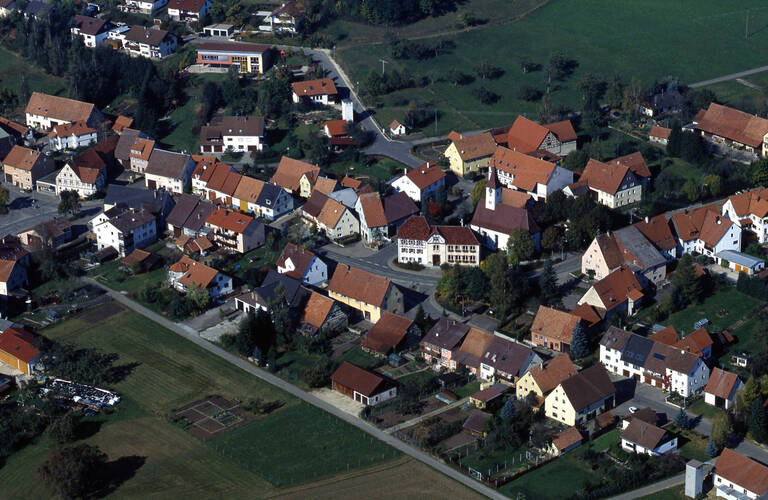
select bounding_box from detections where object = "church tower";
[485,166,502,211]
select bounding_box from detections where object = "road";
[0,186,102,236]
[85,278,505,500]
[689,65,768,88]
[385,397,469,434]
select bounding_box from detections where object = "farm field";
[0,306,416,497]
[636,485,685,500]
[500,448,604,499]
[336,0,768,135]
[702,70,768,113]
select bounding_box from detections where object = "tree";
[541,226,562,254]
[683,178,700,202]
[703,174,722,198]
[673,407,690,430]
[474,61,502,80]
[38,444,107,499]
[667,123,683,157]
[500,398,516,421]
[0,186,9,208]
[48,411,80,444]
[672,254,703,306]
[484,253,512,319]
[187,284,210,312]
[547,52,577,81]
[712,412,731,451]
[506,228,535,265]
[750,395,768,443]
[605,74,625,109]
[564,150,589,172]
[0,87,18,114]
[539,260,559,305]
[58,190,81,216]
[470,179,487,206]
[621,78,643,118]
[569,323,589,359]
[706,437,718,458]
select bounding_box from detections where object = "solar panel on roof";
[653,353,666,360]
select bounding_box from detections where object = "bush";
[472,86,500,104]
[516,84,542,102]
[393,258,424,271]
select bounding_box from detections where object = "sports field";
[0,306,419,498]
[336,0,768,135]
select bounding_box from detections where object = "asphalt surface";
[86,278,505,499]
[689,65,768,88]
[0,186,102,236]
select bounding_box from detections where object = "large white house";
[91,207,157,257]
[713,449,768,500]
[199,116,266,153]
[722,187,768,244]
[390,163,446,203]
[396,215,481,267]
[488,146,573,201]
[25,92,103,132]
[275,243,327,286]
[48,122,98,151]
[168,256,232,301]
[145,149,195,194]
[599,327,710,397]
[670,205,741,257]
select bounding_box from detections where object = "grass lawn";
[500,449,604,499]
[453,381,481,398]
[637,485,685,500]
[337,346,384,369]
[209,402,400,487]
[326,157,404,183]
[702,70,768,114]
[337,0,768,135]
[460,444,527,475]
[588,428,620,452]
[0,47,66,116]
[674,427,710,462]
[664,290,763,337]
[659,158,707,184]
[0,307,404,496]
[687,398,725,419]
[93,260,168,296]
[396,370,437,386]
[224,243,281,280]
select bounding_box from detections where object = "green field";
[0,307,402,497]
[702,70,768,114]
[664,290,763,337]
[336,0,768,135]
[637,485,685,500]
[209,403,400,487]
[501,449,604,499]
[0,47,66,117]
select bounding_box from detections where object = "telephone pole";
[746,9,750,40]
[379,59,388,75]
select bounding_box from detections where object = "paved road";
[85,278,505,500]
[385,397,469,434]
[0,187,102,236]
[689,65,768,88]
[607,473,684,500]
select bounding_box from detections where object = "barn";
[330,362,397,406]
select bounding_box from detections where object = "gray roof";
[146,149,191,179]
[256,182,282,207]
[421,317,470,351]
[114,128,150,162]
[108,209,155,232]
[166,194,214,232]
[717,250,765,269]
[613,225,666,270]
[329,188,358,209]
[124,25,172,46]
[383,191,418,224]
[104,184,173,216]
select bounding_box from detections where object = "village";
[3,1,768,499]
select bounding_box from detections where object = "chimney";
[426,161,430,168]
[644,216,649,223]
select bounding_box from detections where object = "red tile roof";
[649,125,671,140]
[696,102,768,149]
[205,207,256,234]
[530,306,581,344]
[270,156,320,192]
[544,120,577,143]
[528,354,578,394]
[489,146,558,191]
[609,152,650,179]
[324,119,348,137]
[676,328,713,357]
[291,78,338,97]
[551,426,582,452]
[405,163,446,190]
[301,291,335,329]
[328,264,392,307]
[169,256,219,288]
[634,215,676,251]
[715,448,768,495]
[649,325,678,346]
[361,312,413,355]
[507,115,550,152]
[705,367,741,400]
[2,145,44,171]
[358,192,387,228]
[331,362,390,396]
[449,132,497,161]
[579,158,632,195]
[590,265,644,312]
[275,242,316,280]
[671,206,733,247]
[0,327,40,363]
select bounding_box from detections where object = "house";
[705,368,744,410]
[301,191,359,240]
[25,92,103,131]
[608,152,652,186]
[599,327,710,397]
[261,1,304,33]
[328,264,402,322]
[168,256,232,301]
[649,126,672,146]
[713,448,768,499]
[323,119,348,139]
[639,89,682,117]
[191,157,240,203]
[488,147,573,201]
[115,25,177,59]
[504,116,578,157]
[694,102,768,157]
[202,23,234,37]
[516,354,578,405]
[275,243,327,286]
[443,131,497,176]
[529,306,583,353]
[270,156,321,197]
[634,215,678,260]
[420,317,471,370]
[165,194,215,237]
[356,192,418,246]
[722,187,768,244]
[462,409,492,437]
[297,290,346,336]
[577,265,645,318]
[545,364,615,426]
[453,330,542,384]
[0,258,28,298]
[145,149,195,194]
[571,158,643,208]
[2,145,54,190]
[70,15,113,48]
[204,207,265,253]
[716,250,765,276]
[55,138,118,196]
[121,248,162,273]
[670,205,741,258]
[103,184,175,227]
[396,215,480,267]
[114,128,154,172]
[469,384,508,410]
[650,326,714,359]
[200,116,266,153]
[330,362,397,406]
[570,303,603,331]
[361,312,420,357]
[291,78,339,105]
[122,0,167,15]
[92,207,157,257]
[313,177,337,196]
[581,225,667,285]
[17,217,72,249]
[48,121,99,151]
[0,327,40,375]
[470,167,541,251]
[232,176,292,220]
[112,116,133,134]
[196,42,272,74]
[621,418,677,456]
[390,120,406,136]
[234,270,305,314]
[167,0,210,21]
[0,117,32,157]
[549,427,583,456]
[390,163,446,203]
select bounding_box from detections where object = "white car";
[628,406,638,414]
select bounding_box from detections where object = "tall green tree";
[706,437,718,457]
[58,190,81,216]
[506,228,535,265]
[752,158,768,188]
[569,323,589,359]
[539,260,559,305]
[673,407,690,430]
[712,412,731,451]
[470,179,487,206]
[667,123,682,157]
[750,395,768,443]
[672,254,703,306]
[38,444,107,499]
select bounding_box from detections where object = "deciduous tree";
[38,444,107,499]
[506,228,535,265]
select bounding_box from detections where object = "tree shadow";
[75,419,104,441]
[105,362,141,384]
[92,455,147,498]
